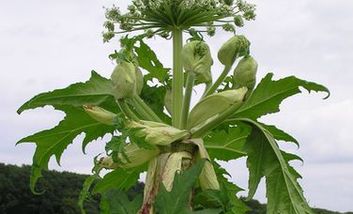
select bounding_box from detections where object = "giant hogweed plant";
[17,0,329,213]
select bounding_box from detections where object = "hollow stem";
[181,72,195,129]
[203,65,232,97]
[172,29,184,128]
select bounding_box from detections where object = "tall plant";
[18,0,329,213]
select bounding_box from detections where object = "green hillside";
[0,163,350,214]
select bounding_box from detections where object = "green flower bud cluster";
[110,61,143,100]
[182,41,213,84]
[236,0,256,20]
[218,35,250,66]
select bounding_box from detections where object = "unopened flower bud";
[224,0,234,6]
[222,23,235,32]
[126,120,189,146]
[83,105,116,125]
[182,41,213,84]
[188,87,248,129]
[111,61,137,99]
[103,31,115,43]
[233,55,258,90]
[103,21,115,32]
[234,15,244,27]
[145,29,154,38]
[218,35,250,66]
[207,26,216,37]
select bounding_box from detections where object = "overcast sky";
[1,0,352,212]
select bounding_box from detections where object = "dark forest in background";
[0,163,350,214]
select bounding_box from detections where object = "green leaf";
[194,190,225,210]
[100,189,142,214]
[264,124,299,147]
[204,125,251,161]
[155,160,205,214]
[213,163,249,214]
[17,71,116,114]
[193,209,223,214]
[234,73,329,119]
[134,39,170,83]
[93,166,144,194]
[241,119,313,214]
[17,106,115,193]
[224,120,299,148]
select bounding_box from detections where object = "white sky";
[1,0,353,212]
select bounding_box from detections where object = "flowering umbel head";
[103,0,256,41]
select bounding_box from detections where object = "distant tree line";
[0,163,350,214]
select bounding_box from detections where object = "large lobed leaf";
[234,73,329,119]
[17,106,116,193]
[17,71,115,114]
[17,71,120,193]
[242,119,313,214]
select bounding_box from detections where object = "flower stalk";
[203,65,232,97]
[172,29,184,129]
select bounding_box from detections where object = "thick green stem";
[203,65,232,97]
[133,96,163,123]
[172,29,184,129]
[117,99,139,121]
[181,72,195,129]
